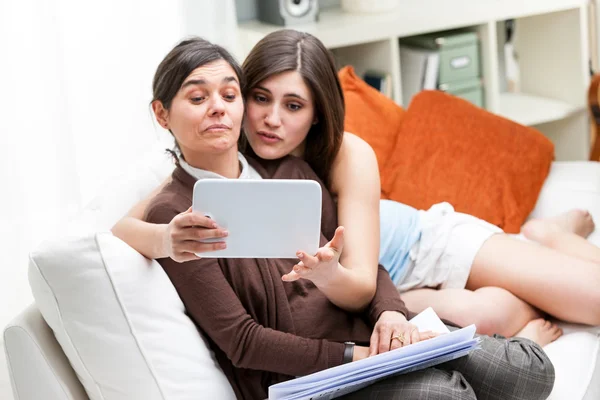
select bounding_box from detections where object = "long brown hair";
[242,29,345,187]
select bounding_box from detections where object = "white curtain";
[0,0,238,329]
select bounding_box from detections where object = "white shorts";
[396,202,503,292]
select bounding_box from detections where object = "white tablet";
[192,179,322,258]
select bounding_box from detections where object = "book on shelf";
[363,70,393,98]
[400,46,440,105]
[268,308,480,400]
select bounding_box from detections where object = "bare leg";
[522,218,600,264]
[466,234,600,325]
[515,319,563,347]
[401,287,543,337]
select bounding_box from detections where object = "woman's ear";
[152,100,169,129]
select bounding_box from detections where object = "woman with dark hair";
[114,29,600,343]
[141,35,554,400]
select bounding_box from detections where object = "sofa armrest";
[528,161,600,246]
[3,304,88,400]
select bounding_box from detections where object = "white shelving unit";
[236,0,592,161]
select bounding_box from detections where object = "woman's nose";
[264,108,282,128]
[208,96,226,115]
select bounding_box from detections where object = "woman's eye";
[254,94,268,103]
[223,94,236,101]
[190,96,205,103]
[287,103,302,111]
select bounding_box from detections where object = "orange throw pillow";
[338,66,405,193]
[383,91,554,233]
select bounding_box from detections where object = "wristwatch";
[343,341,355,364]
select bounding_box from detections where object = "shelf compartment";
[496,92,583,127]
[332,38,401,104]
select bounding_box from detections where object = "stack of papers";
[269,308,480,400]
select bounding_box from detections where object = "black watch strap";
[343,342,355,364]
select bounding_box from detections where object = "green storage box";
[402,30,480,85]
[439,78,485,108]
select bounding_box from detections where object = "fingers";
[281,270,301,282]
[171,253,201,263]
[185,240,226,254]
[296,248,335,268]
[390,328,436,350]
[327,226,345,252]
[399,329,413,347]
[176,209,220,229]
[377,325,393,355]
[173,227,228,242]
[389,328,413,352]
[410,328,420,345]
[316,248,335,262]
[282,262,308,282]
[369,329,379,357]
[296,251,319,268]
[419,331,441,341]
[171,209,228,242]
[172,241,226,262]
[282,251,326,282]
[373,328,441,355]
[389,332,404,351]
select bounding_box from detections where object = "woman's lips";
[257,131,282,144]
[204,124,230,132]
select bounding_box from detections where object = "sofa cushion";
[518,160,600,399]
[338,66,406,194]
[28,232,235,400]
[545,325,600,400]
[383,90,555,233]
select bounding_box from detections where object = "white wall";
[0,0,236,330]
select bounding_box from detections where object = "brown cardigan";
[145,155,408,400]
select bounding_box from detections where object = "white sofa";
[3,147,600,400]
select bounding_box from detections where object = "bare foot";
[548,209,595,238]
[515,319,563,347]
[523,210,595,243]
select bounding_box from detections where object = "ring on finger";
[391,333,405,345]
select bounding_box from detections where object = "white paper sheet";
[269,308,479,400]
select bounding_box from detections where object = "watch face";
[283,0,313,17]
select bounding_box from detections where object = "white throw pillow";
[28,232,236,400]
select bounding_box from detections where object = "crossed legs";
[467,226,600,325]
[401,287,542,337]
[341,333,555,400]
[401,210,599,342]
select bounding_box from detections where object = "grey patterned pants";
[340,334,555,400]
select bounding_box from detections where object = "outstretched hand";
[282,226,345,286]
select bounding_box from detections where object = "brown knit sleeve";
[366,265,409,325]
[145,198,346,377]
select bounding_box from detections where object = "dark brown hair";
[242,29,345,187]
[152,37,244,157]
